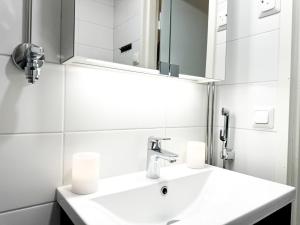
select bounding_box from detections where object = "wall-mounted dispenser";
[11,0,45,84]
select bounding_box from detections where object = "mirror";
[61,0,227,81]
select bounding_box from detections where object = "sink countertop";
[57,164,295,225]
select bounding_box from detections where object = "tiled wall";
[214,0,285,182]
[75,0,114,61]
[0,0,207,224]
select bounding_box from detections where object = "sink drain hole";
[167,220,180,225]
[161,186,168,196]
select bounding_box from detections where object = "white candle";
[186,141,206,169]
[71,152,100,195]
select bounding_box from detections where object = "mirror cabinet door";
[167,0,227,79]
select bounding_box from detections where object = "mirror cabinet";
[61,0,227,81]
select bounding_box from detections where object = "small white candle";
[186,141,206,169]
[71,152,100,195]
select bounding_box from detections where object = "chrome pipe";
[11,0,45,84]
[25,0,32,43]
[206,82,216,166]
[206,84,211,164]
[209,83,215,165]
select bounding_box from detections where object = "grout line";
[0,53,10,57]
[0,202,55,215]
[76,42,114,51]
[0,131,63,136]
[61,65,67,186]
[213,126,277,133]
[226,28,280,43]
[216,80,279,86]
[64,126,207,134]
[113,14,140,30]
[0,126,207,137]
[78,19,114,30]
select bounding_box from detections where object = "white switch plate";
[254,111,269,124]
[259,0,281,18]
[253,108,274,129]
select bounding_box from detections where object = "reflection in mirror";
[83,1,157,69]
[170,0,209,77]
[61,0,161,70]
[169,0,227,79]
[61,0,227,81]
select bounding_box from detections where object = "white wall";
[214,0,290,183]
[0,0,207,224]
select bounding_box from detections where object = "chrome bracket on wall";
[170,64,179,77]
[11,0,45,84]
[159,62,180,77]
[159,62,170,75]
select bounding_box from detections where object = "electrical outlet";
[259,0,280,18]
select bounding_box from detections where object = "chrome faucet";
[11,0,45,84]
[220,108,234,168]
[146,137,178,179]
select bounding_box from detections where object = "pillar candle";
[71,152,100,195]
[186,141,206,169]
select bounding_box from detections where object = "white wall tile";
[165,127,206,164]
[77,44,113,62]
[164,80,207,127]
[227,0,280,41]
[215,82,277,130]
[114,0,141,28]
[63,129,164,184]
[79,0,114,28]
[0,203,60,225]
[32,0,62,63]
[214,43,226,80]
[78,21,113,50]
[0,56,64,134]
[0,0,23,55]
[223,30,279,84]
[213,127,280,182]
[64,65,166,131]
[114,16,141,49]
[0,134,62,212]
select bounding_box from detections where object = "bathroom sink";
[57,165,295,225]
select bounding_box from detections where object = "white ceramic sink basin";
[57,165,295,225]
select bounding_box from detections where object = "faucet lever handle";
[150,137,171,141]
[148,136,171,151]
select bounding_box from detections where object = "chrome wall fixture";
[220,108,235,168]
[11,0,45,84]
[206,83,215,165]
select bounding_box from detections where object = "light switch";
[254,110,269,124]
[253,108,274,129]
[259,0,281,18]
